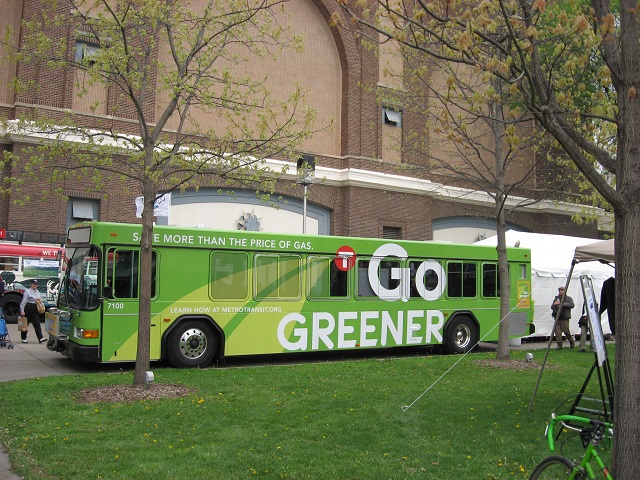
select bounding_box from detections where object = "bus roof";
[67,221,531,262]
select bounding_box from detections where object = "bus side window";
[409,260,441,298]
[447,262,477,298]
[254,254,301,299]
[308,256,347,298]
[482,263,499,297]
[357,260,375,297]
[211,252,248,300]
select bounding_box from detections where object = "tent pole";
[529,260,576,411]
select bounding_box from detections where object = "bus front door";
[100,248,160,362]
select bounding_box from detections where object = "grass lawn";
[0,347,614,479]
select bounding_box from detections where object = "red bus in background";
[0,243,63,322]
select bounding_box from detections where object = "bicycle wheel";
[529,455,578,479]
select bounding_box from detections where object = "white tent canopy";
[475,231,615,336]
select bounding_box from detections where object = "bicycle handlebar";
[546,414,613,452]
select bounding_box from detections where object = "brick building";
[0,0,603,246]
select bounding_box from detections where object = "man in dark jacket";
[599,276,615,337]
[552,286,575,349]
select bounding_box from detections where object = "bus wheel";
[444,316,478,354]
[0,293,22,323]
[166,320,217,368]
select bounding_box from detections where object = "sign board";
[335,246,356,271]
[580,275,607,366]
[23,259,60,278]
[45,311,59,336]
[135,192,171,218]
[517,280,531,308]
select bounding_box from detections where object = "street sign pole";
[296,154,315,234]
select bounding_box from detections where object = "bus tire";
[0,293,23,323]
[444,316,478,354]
[166,320,218,368]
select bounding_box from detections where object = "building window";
[382,226,401,239]
[72,199,96,220]
[75,41,100,65]
[383,107,402,127]
[67,198,99,229]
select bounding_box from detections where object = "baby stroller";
[0,317,15,349]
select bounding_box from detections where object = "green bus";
[45,222,533,367]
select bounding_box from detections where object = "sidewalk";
[0,322,81,383]
[0,321,83,480]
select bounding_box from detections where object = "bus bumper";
[48,334,100,363]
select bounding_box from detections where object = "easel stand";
[529,275,615,418]
[567,351,614,423]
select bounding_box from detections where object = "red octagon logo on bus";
[335,246,357,271]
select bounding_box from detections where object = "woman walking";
[19,279,46,344]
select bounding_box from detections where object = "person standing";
[577,305,592,352]
[0,275,4,319]
[552,286,575,349]
[599,276,615,338]
[19,279,46,344]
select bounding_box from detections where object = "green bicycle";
[529,413,614,479]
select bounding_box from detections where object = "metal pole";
[529,261,577,411]
[302,184,308,234]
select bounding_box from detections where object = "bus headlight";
[74,328,99,339]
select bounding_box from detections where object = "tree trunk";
[611,207,640,477]
[133,175,156,387]
[495,200,511,360]
[493,99,511,361]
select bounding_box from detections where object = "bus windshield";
[59,246,101,310]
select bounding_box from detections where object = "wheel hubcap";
[454,324,471,349]
[178,328,207,359]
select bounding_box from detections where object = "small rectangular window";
[383,107,402,127]
[75,41,100,65]
[357,260,375,297]
[382,226,401,239]
[279,256,300,298]
[254,254,301,299]
[72,199,95,220]
[357,258,401,298]
[0,256,19,273]
[211,252,248,300]
[308,256,347,298]
[409,260,443,298]
[447,261,477,298]
[482,263,499,297]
